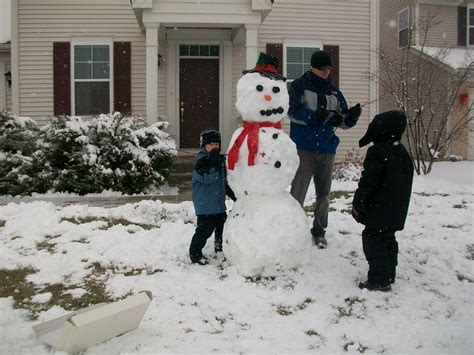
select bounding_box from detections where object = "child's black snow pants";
[189,212,227,261]
[362,229,398,286]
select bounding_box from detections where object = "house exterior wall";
[15,0,374,157]
[450,81,474,159]
[419,4,458,47]
[257,0,373,158]
[379,0,472,160]
[16,0,151,123]
[0,53,11,112]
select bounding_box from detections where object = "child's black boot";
[358,281,391,292]
[191,255,210,266]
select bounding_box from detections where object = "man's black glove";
[316,108,343,127]
[195,157,211,176]
[209,148,222,169]
[347,103,362,123]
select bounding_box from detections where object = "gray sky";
[0,0,11,43]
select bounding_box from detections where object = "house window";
[285,46,320,81]
[179,45,219,57]
[73,44,111,115]
[399,7,409,48]
[469,6,474,45]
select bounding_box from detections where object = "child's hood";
[359,110,407,147]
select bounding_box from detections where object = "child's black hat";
[200,129,221,147]
[359,110,407,147]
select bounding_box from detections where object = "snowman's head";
[236,73,289,123]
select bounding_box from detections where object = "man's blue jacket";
[288,71,357,154]
[192,149,227,216]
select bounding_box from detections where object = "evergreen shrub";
[0,111,176,196]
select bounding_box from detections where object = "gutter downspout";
[369,0,379,117]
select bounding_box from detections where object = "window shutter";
[323,45,339,89]
[114,42,131,115]
[458,6,467,46]
[53,42,71,116]
[266,43,283,75]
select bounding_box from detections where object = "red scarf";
[227,120,282,170]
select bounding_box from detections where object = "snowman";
[223,53,311,277]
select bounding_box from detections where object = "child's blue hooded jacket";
[192,149,227,215]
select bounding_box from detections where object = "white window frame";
[70,38,114,117]
[468,4,474,46]
[398,7,409,48]
[283,39,322,82]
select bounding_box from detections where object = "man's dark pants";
[290,149,335,238]
[362,229,398,285]
[189,212,227,260]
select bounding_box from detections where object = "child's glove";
[347,103,362,124]
[209,148,222,168]
[351,203,367,225]
[316,108,343,127]
[195,157,211,176]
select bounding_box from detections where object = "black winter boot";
[358,281,391,292]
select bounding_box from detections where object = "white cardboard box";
[33,291,152,354]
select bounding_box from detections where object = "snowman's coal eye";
[272,86,280,93]
[256,85,263,92]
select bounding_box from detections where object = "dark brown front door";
[179,58,219,148]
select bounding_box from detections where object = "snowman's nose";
[264,95,272,101]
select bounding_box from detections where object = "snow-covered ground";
[0,161,473,354]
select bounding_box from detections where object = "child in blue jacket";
[189,129,236,265]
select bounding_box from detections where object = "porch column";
[245,24,259,68]
[145,24,159,124]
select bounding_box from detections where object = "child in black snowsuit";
[352,110,414,291]
[189,129,236,265]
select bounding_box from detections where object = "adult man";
[288,50,362,249]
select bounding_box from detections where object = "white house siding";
[379,0,411,114]
[419,4,457,47]
[257,0,372,158]
[17,0,150,123]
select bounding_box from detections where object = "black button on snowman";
[223,53,312,277]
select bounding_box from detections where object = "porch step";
[167,150,197,187]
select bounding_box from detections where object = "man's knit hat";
[311,50,332,70]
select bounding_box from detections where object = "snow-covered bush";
[0,112,176,196]
[87,113,176,194]
[0,112,51,195]
[333,149,363,182]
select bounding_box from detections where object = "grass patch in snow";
[0,267,37,315]
[0,262,134,320]
[414,192,450,197]
[275,297,314,316]
[336,296,367,320]
[35,235,59,254]
[0,220,5,227]
[304,191,353,214]
[456,273,474,283]
[466,244,474,260]
[61,216,156,230]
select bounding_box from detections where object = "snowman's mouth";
[260,107,284,116]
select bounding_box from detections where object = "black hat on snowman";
[200,129,221,148]
[242,52,286,82]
